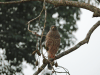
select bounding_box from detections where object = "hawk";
[45,25,60,70]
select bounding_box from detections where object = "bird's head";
[50,25,57,31]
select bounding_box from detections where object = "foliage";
[0,0,81,74]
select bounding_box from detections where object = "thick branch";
[56,20,100,59]
[0,0,33,4]
[97,0,100,3]
[34,64,47,75]
[43,0,100,17]
[0,0,100,17]
[33,21,100,75]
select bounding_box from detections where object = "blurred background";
[0,0,100,75]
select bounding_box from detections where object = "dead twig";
[28,24,41,37]
[27,1,45,37]
[39,0,47,59]
[58,66,70,75]
[32,50,38,55]
[27,0,48,37]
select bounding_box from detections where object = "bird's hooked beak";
[50,25,57,31]
[52,26,55,30]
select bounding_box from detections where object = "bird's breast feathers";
[45,37,60,47]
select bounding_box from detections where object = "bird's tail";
[48,63,52,70]
[48,57,53,70]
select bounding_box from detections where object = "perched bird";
[45,25,60,70]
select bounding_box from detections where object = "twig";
[27,6,44,24]
[53,71,67,73]
[33,21,100,75]
[28,24,41,37]
[88,0,90,4]
[39,0,47,59]
[32,50,38,55]
[27,0,45,37]
[58,66,70,75]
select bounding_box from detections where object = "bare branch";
[97,0,100,3]
[1,0,100,17]
[39,0,47,59]
[0,0,32,4]
[51,66,70,75]
[27,0,45,37]
[28,24,41,37]
[58,66,70,75]
[42,0,100,17]
[56,21,100,59]
[33,64,47,75]
[88,0,90,4]
[33,21,100,75]
[27,6,44,24]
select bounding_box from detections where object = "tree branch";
[56,20,100,59]
[0,0,100,17]
[33,20,100,75]
[97,0,100,3]
[43,0,100,17]
[0,0,30,4]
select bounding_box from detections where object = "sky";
[23,8,100,75]
[57,8,100,75]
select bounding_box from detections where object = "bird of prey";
[45,25,60,70]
